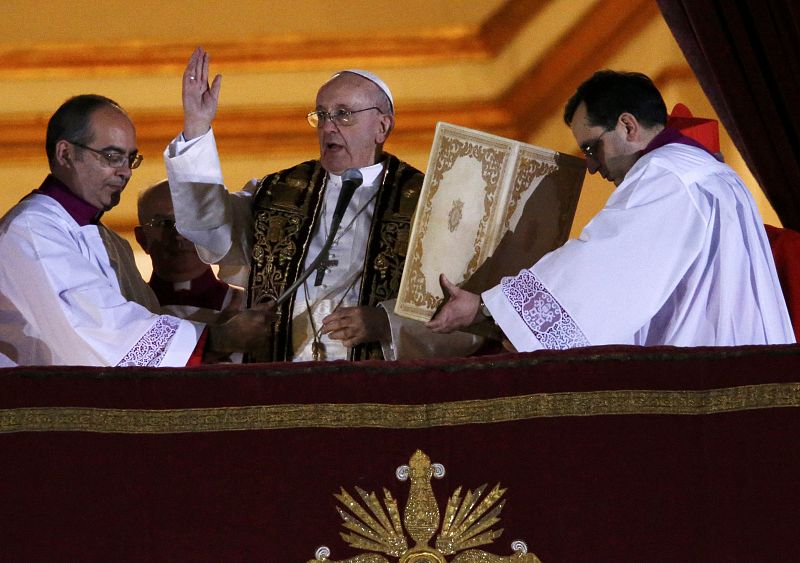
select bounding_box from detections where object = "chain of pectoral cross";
[313,181,380,286]
[304,274,361,361]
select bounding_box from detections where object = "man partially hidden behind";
[165,48,479,362]
[135,179,244,324]
[428,70,795,349]
[0,95,272,366]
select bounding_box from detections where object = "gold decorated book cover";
[395,122,586,322]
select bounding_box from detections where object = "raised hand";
[182,47,222,140]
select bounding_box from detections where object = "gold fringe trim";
[2,383,799,434]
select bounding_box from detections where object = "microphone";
[330,168,364,231]
[274,168,364,305]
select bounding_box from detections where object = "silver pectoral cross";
[314,253,338,286]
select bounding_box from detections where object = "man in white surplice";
[0,95,273,366]
[428,70,795,349]
[164,48,479,362]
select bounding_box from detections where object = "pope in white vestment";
[164,130,480,361]
[166,49,480,362]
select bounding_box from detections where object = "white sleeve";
[487,163,707,349]
[0,352,16,368]
[379,299,483,360]
[164,128,255,285]
[0,213,203,366]
[482,285,543,352]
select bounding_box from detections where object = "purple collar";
[641,127,715,158]
[34,174,103,226]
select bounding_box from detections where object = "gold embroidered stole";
[248,154,423,361]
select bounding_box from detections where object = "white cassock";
[164,129,480,361]
[0,352,15,368]
[0,194,204,366]
[482,143,795,350]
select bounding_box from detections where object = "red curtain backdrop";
[657,0,800,230]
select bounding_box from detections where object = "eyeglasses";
[140,217,176,230]
[580,129,612,160]
[306,107,383,128]
[69,141,143,169]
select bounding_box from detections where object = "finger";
[426,322,449,334]
[324,306,356,320]
[439,274,458,296]
[324,326,344,341]
[341,329,367,347]
[320,319,343,335]
[336,327,363,346]
[184,49,197,82]
[196,47,206,80]
[190,47,202,83]
[210,74,223,101]
[425,309,448,332]
[320,314,337,332]
[321,307,351,326]
[200,49,209,86]
[187,47,199,70]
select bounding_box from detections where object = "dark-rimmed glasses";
[306,107,383,128]
[70,141,143,169]
[580,129,612,160]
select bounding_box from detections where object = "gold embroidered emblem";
[309,450,541,563]
[448,200,464,233]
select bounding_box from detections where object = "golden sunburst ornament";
[308,450,541,563]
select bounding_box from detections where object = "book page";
[395,122,585,322]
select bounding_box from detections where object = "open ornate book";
[395,122,586,322]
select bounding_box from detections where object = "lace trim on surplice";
[501,270,590,349]
[117,316,180,366]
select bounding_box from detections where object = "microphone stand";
[274,168,363,306]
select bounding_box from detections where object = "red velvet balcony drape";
[2,344,800,562]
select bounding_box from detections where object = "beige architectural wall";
[0,1,778,280]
